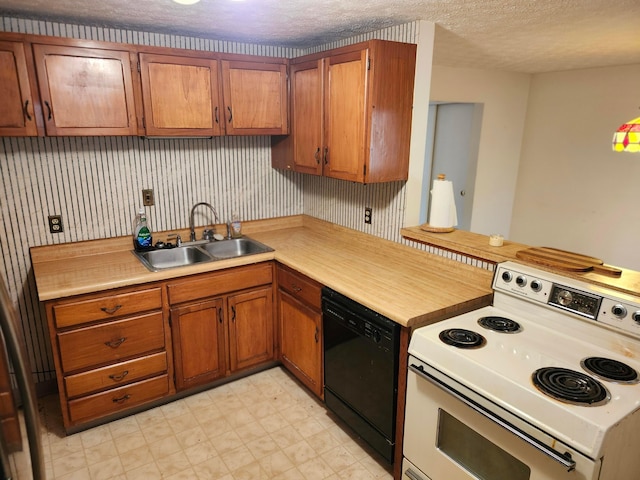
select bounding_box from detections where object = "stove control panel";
[494,262,640,338]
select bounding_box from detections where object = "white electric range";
[403,261,640,480]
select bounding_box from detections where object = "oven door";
[404,356,601,480]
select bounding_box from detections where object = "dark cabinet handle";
[291,284,302,293]
[218,307,223,324]
[314,148,321,164]
[314,327,319,343]
[112,394,131,404]
[101,305,123,315]
[214,106,219,124]
[23,100,32,121]
[227,106,233,123]
[231,305,236,322]
[108,370,129,382]
[104,337,126,348]
[324,147,329,165]
[44,101,52,120]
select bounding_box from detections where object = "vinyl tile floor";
[11,366,394,479]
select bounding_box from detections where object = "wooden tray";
[515,247,622,277]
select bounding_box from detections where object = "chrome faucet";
[189,202,219,242]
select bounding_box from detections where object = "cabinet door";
[171,298,226,391]
[221,60,288,135]
[139,53,223,136]
[324,49,368,182]
[33,44,137,136]
[0,40,38,136]
[279,290,323,398]
[291,59,324,175]
[228,286,274,372]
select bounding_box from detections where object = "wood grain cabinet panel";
[0,40,38,136]
[68,374,169,424]
[32,43,137,136]
[228,286,274,371]
[170,298,226,390]
[139,53,223,136]
[221,60,288,135]
[64,351,167,398]
[57,311,165,372]
[272,40,416,183]
[53,287,162,329]
[277,264,324,398]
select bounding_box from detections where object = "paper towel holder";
[419,173,456,233]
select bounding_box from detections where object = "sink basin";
[133,246,212,271]
[133,237,273,271]
[201,237,273,259]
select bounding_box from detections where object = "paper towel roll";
[428,176,458,228]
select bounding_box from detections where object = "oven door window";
[438,409,531,480]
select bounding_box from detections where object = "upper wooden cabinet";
[272,40,417,183]
[33,44,138,136]
[0,40,38,136]
[139,53,224,137]
[221,60,288,135]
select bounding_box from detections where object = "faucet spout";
[189,202,219,242]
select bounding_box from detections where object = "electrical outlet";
[364,207,372,224]
[142,189,154,206]
[48,215,63,233]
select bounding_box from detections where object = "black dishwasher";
[322,287,400,463]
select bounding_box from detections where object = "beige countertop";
[31,215,494,328]
[402,226,640,299]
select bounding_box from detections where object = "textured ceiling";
[1,0,639,73]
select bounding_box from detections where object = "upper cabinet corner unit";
[33,43,138,136]
[272,39,417,184]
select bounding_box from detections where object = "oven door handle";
[409,363,577,472]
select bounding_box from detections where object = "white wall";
[511,64,640,271]
[427,66,531,236]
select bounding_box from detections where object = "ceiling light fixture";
[612,116,640,153]
[172,0,201,5]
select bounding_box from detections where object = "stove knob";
[633,311,640,325]
[372,330,382,343]
[530,280,542,292]
[515,275,527,287]
[501,271,513,282]
[558,290,573,306]
[612,304,627,319]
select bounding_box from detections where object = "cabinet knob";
[101,305,123,315]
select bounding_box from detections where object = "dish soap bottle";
[133,207,152,251]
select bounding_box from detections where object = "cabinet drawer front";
[64,352,167,399]
[58,312,165,373]
[53,288,162,328]
[277,266,322,310]
[168,263,272,304]
[68,374,169,424]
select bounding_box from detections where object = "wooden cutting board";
[515,247,623,277]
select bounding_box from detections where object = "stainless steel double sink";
[132,237,274,272]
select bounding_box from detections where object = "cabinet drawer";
[57,312,165,373]
[53,287,162,328]
[278,265,322,310]
[68,374,169,424]
[64,352,167,399]
[167,263,273,304]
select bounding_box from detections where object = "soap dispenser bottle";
[133,207,152,251]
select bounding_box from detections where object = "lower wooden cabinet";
[170,298,226,390]
[45,283,170,431]
[168,263,275,392]
[45,261,276,431]
[277,264,324,398]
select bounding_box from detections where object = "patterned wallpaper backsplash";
[1,16,489,390]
